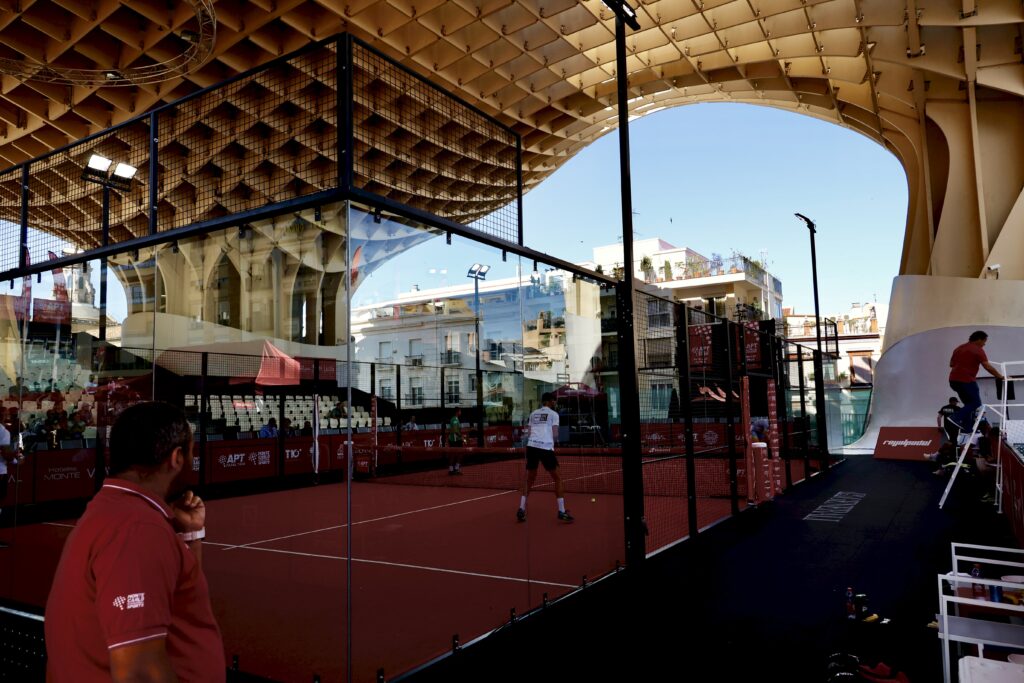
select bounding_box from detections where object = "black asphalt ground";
[404,454,1018,682]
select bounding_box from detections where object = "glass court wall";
[0,32,832,683]
[0,201,625,682]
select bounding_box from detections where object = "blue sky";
[521,102,908,316]
[367,102,908,316]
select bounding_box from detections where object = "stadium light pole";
[467,263,490,447]
[794,213,823,357]
[82,154,137,342]
[795,212,829,460]
[602,0,646,566]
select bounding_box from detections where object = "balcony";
[600,318,617,333]
[648,255,772,284]
[440,350,461,365]
[407,354,424,366]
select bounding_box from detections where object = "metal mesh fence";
[0,35,525,284]
[352,40,520,243]
[156,42,338,233]
[23,119,152,262]
[0,167,21,272]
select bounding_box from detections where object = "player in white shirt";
[0,420,24,547]
[517,392,573,523]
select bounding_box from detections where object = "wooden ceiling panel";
[0,0,1014,252]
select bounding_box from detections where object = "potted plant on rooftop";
[710,253,723,275]
[640,255,654,282]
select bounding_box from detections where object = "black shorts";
[526,446,558,471]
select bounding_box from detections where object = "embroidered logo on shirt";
[113,596,127,611]
[127,593,145,609]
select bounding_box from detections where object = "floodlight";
[112,162,137,180]
[87,154,112,172]
[601,0,640,30]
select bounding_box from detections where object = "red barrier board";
[999,445,1024,547]
[207,440,277,483]
[34,449,99,502]
[283,436,331,475]
[744,322,761,367]
[689,324,714,369]
[1,466,32,505]
[32,298,71,324]
[874,427,939,461]
[767,380,784,493]
[176,452,201,487]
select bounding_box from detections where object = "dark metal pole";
[675,303,698,540]
[395,363,403,464]
[99,186,110,341]
[795,213,828,461]
[148,111,159,235]
[474,277,484,447]
[198,352,208,487]
[807,222,829,461]
[724,321,739,516]
[612,12,646,566]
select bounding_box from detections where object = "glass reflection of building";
[351,267,604,417]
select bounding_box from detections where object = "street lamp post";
[794,212,828,459]
[602,0,646,565]
[467,263,490,447]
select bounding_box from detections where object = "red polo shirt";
[949,342,988,383]
[44,479,224,682]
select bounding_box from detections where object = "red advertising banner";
[207,440,277,483]
[744,322,762,367]
[1,466,32,506]
[0,294,29,321]
[874,427,940,461]
[999,445,1024,548]
[34,449,99,502]
[283,436,330,475]
[175,452,201,487]
[767,379,784,493]
[689,324,713,369]
[32,298,71,324]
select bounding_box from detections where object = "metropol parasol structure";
[0,0,1020,436]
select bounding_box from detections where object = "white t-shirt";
[526,406,559,451]
[0,424,9,475]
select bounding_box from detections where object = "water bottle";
[845,587,856,619]
[970,563,985,598]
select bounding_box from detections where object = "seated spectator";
[300,420,313,437]
[329,402,344,419]
[750,418,769,443]
[281,418,296,438]
[975,427,1005,503]
[258,417,279,439]
[925,442,964,476]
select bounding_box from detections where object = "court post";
[724,320,739,516]
[616,279,646,565]
[797,349,810,475]
[675,303,698,540]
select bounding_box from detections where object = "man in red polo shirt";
[45,402,224,682]
[948,330,1005,433]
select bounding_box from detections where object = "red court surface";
[0,452,812,681]
[1,475,625,682]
